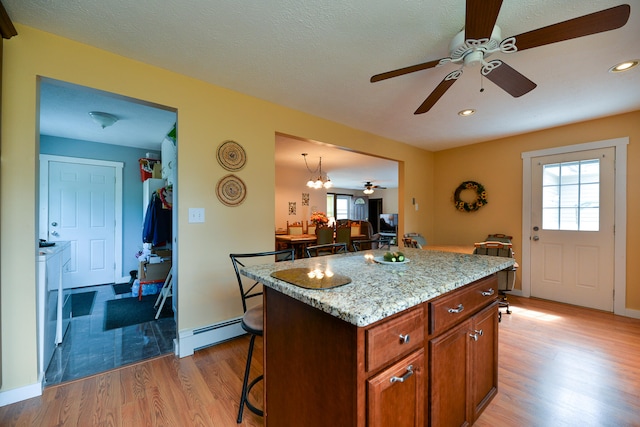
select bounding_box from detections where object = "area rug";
[104,295,172,331]
[112,283,132,295]
[71,291,97,317]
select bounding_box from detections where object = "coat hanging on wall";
[143,186,173,246]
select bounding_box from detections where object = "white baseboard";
[0,380,42,407]
[621,307,640,319]
[507,291,640,319]
[176,317,245,358]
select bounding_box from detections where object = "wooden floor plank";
[0,296,639,426]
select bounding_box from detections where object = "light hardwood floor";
[1,295,639,426]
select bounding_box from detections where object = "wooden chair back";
[315,226,334,245]
[403,237,419,248]
[306,221,316,235]
[287,221,304,235]
[335,225,351,248]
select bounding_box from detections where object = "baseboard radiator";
[177,316,245,358]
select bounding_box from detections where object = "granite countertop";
[240,248,515,327]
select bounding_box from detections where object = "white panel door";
[48,161,116,288]
[530,148,615,311]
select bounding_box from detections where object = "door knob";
[533,235,539,241]
[51,231,59,237]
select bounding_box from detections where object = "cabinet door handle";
[390,365,414,383]
[469,329,484,341]
[447,304,464,314]
[399,334,410,344]
[481,288,495,297]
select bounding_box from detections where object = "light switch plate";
[189,208,205,223]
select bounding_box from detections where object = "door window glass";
[542,159,599,231]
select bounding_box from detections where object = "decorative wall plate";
[216,174,247,206]
[216,140,247,171]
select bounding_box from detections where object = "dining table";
[276,232,368,257]
[275,233,317,258]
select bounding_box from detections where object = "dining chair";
[229,248,295,422]
[287,221,304,235]
[349,220,361,237]
[305,242,347,257]
[335,224,352,250]
[315,225,334,245]
[403,237,420,248]
[352,237,391,251]
[306,220,316,236]
[473,240,517,320]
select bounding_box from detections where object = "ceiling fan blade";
[465,0,504,40]
[512,4,630,51]
[484,61,536,98]
[370,59,442,83]
[414,70,461,114]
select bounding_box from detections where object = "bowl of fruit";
[374,251,410,265]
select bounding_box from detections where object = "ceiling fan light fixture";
[88,111,119,128]
[363,188,374,195]
[458,109,476,117]
[609,60,638,73]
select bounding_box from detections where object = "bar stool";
[229,248,295,422]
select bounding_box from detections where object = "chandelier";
[302,153,332,189]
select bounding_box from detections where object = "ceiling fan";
[363,181,386,194]
[370,1,631,114]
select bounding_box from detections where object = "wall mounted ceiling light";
[302,153,332,189]
[88,111,119,128]
[608,60,638,73]
[458,109,476,117]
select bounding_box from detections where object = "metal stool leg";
[237,334,263,423]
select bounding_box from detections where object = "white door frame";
[39,154,124,282]
[521,137,630,317]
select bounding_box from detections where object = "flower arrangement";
[454,181,488,212]
[310,211,329,226]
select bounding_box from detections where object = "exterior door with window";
[530,148,614,311]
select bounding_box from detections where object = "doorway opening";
[274,133,400,238]
[37,77,178,385]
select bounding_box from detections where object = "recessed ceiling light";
[458,109,475,117]
[608,60,638,73]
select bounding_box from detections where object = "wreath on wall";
[454,181,488,212]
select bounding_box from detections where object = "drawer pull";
[399,334,410,344]
[447,304,464,314]
[481,288,495,297]
[469,329,484,341]
[390,365,414,383]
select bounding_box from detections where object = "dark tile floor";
[44,283,176,386]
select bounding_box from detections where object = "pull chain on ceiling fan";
[370,1,631,115]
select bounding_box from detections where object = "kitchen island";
[240,248,515,427]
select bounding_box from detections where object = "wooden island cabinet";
[240,249,513,427]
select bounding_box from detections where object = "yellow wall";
[433,111,640,308]
[0,25,434,392]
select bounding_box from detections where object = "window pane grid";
[542,158,600,231]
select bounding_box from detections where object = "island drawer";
[366,306,424,372]
[429,275,498,336]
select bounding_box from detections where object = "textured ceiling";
[5,0,640,188]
